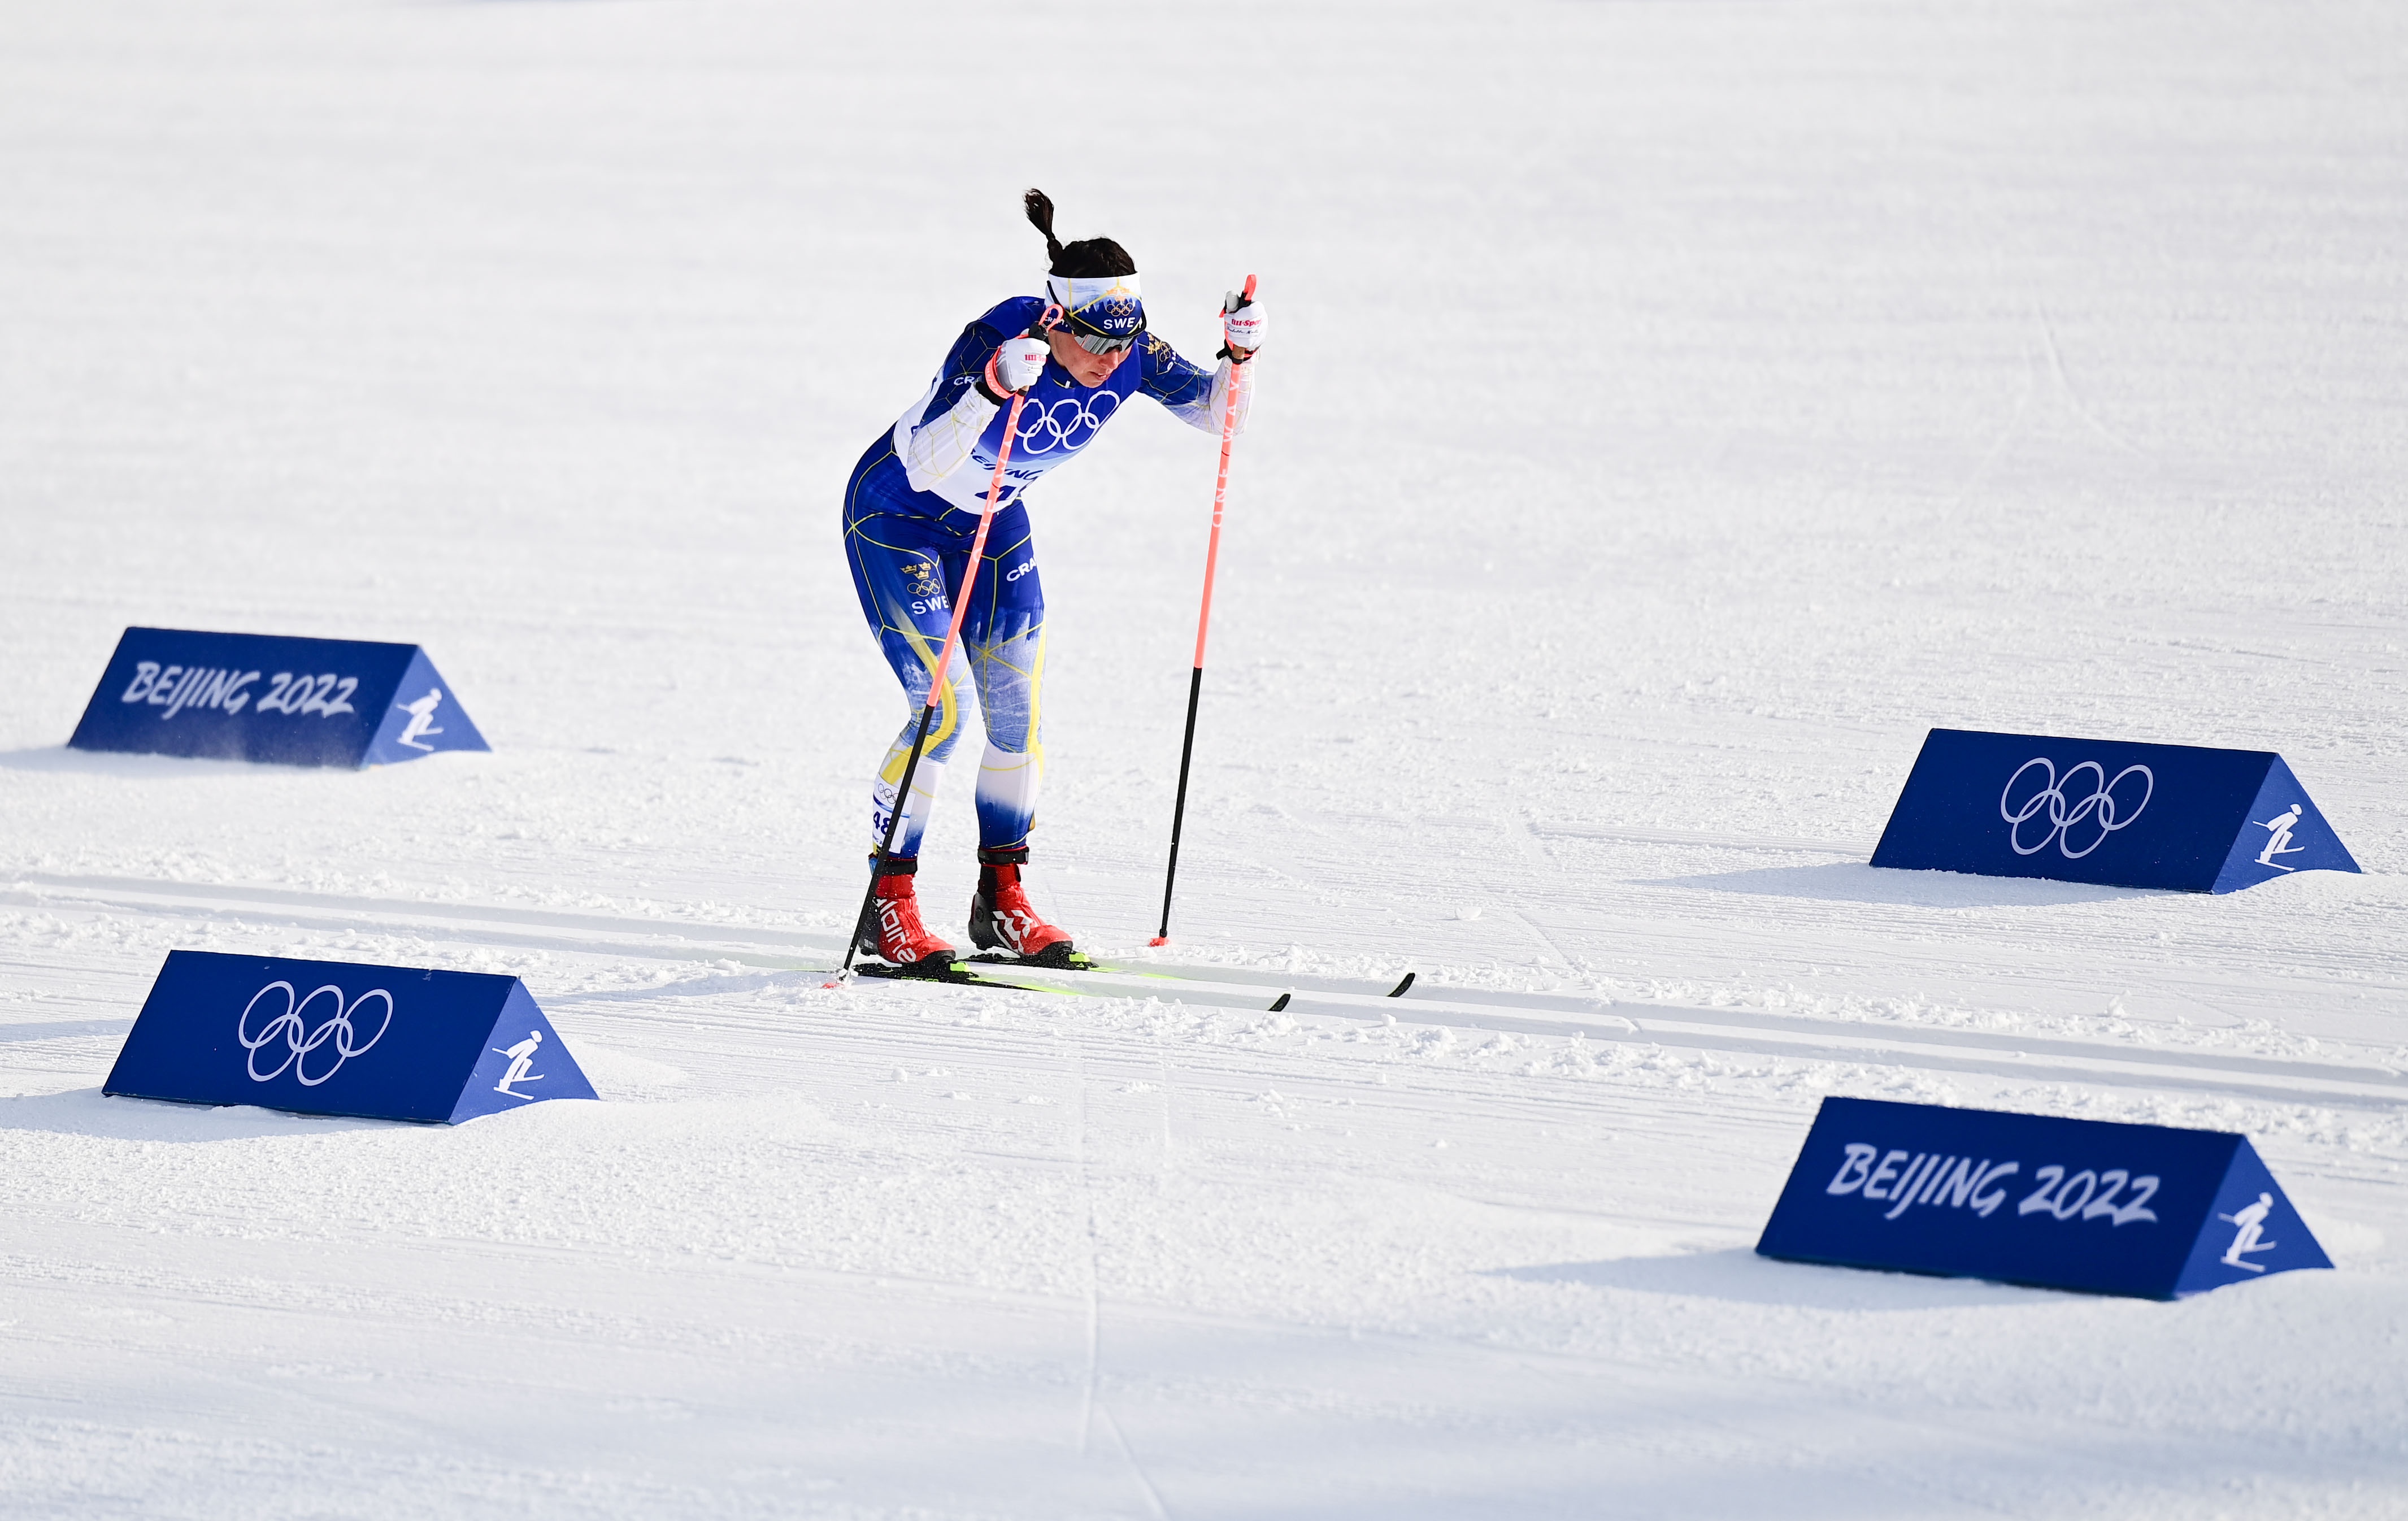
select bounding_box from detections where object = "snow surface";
[5,0,2407,1514]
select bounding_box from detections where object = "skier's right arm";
[897,320,1009,494]
[896,314,1052,493]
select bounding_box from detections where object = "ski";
[851,960,1084,996]
[1031,956,1415,999]
[966,951,1416,1005]
[849,957,1423,1017]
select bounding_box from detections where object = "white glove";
[985,333,1050,395]
[1220,290,1266,359]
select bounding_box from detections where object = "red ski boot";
[857,857,958,969]
[968,847,1079,967]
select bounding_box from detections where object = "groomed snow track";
[14,871,2403,1115]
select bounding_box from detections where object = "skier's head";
[1025,188,1145,353]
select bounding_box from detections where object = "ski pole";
[843,337,1045,975]
[1151,274,1255,946]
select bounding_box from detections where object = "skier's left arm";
[1140,291,1264,434]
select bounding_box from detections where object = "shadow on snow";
[1486,1247,2053,1311]
[1641,861,2161,909]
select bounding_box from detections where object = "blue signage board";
[1757,1097,2330,1299]
[105,950,596,1125]
[67,627,489,768]
[1870,728,2358,892]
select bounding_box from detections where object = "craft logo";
[2000,758,2154,859]
[393,688,446,751]
[2254,804,2306,871]
[492,1030,546,1100]
[237,980,394,1087]
[1005,558,1036,583]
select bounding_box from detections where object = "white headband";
[1045,271,1142,311]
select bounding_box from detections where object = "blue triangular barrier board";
[105,951,594,1125]
[68,627,490,769]
[1870,728,2360,893]
[1758,1097,2331,1300]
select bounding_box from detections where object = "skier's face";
[1047,327,1129,388]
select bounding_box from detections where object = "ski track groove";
[10,874,2405,1115]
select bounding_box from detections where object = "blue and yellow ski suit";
[845,295,1247,858]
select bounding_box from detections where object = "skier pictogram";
[2218,1192,2278,1271]
[2254,803,2306,870]
[492,1029,545,1100]
[394,688,446,752]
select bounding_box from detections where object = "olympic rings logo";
[236,980,394,1086]
[2000,758,2154,859]
[1014,390,1122,456]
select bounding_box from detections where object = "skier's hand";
[1220,289,1265,362]
[984,334,1051,396]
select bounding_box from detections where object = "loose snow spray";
[841,310,1055,975]
[1152,275,1257,946]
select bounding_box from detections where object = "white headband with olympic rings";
[1045,271,1142,314]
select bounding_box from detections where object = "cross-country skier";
[845,189,1264,970]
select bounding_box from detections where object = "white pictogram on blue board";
[2219,1192,2277,1272]
[493,1030,545,1100]
[2253,804,2306,870]
[395,688,446,751]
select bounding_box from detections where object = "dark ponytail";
[1023,188,1066,268]
[1023,186,1137,279]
